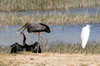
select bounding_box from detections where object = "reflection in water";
[0,24,100,46]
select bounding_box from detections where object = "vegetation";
[0,12,100,26]
[43,42,100,54]
[0,46,10,54]
[0,0,99,26]
[0,0,100,54]
[0,42,100,54]
[0,0,100,11]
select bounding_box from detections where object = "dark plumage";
[18,22,51,41]
[10,32,42,53]
[18,22,51,33]
[30,42,41,53]
[10,42,23,53]
[20,32,41,53]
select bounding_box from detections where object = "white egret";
[81,24,91,49]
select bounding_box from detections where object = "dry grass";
[0,42,100,66]
[0,53,100,66]
[0,42,100,54]
[0,12,100,26]
[0,0,100,11]
[43,42,100,54]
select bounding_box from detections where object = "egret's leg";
[82,48,84,54]
[85,45,87,55]
[83,46,87,56]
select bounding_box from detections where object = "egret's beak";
[90,26,92,28]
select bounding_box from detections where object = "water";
[0,24,100,46]
[0,7,100,16]
[0,7,100,46]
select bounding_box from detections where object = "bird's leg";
[80,45,82,54]
[40,34,44,42]
[82,47,87,56]
[85,45,88,55]
[40,34,44,41]
[81,48,84,54]
[37,32,45,42]
[36,43,39,53]
[38,32,41,43]
[37,32,41,53]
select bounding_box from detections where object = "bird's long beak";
[18,26,24,31]
[18,23,29,32]
[18,26,26,32]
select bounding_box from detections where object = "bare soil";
[0,53,100,66]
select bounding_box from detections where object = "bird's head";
[18,22,30,32]
[44,24,51,33]
[86,24,92,28]
[46,27,51,33]
[39,23,51,33]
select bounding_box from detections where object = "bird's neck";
[22,33,26,46]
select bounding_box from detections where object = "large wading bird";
[18,22,51,41]
[10,32,42,53]
[81,24,91,49]
[20,32,41,53]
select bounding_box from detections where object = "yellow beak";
[90,26,92,27]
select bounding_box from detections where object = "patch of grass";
[0,61,7,66]
[42,41,100,54]
[1,42,100,54]
[35,63,46,66]
[0,46,10,54]
[0,0,100,11]
[80,64,88,66]
[0,12,100,26]
[0,63,6,66]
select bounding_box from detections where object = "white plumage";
[81,24,91,49]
